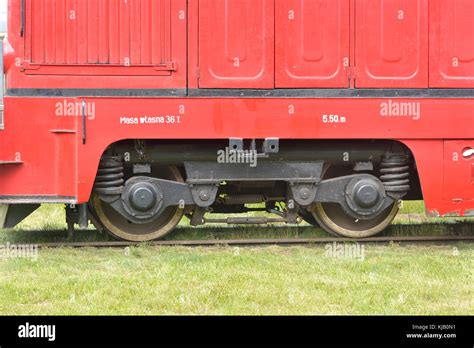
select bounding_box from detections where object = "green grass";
[0,244,472,315]
[0,202,473,315]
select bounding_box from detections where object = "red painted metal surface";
[275,0,350,88]
[1,0,473,219]
[429,0,474,88]
[29,0,173,68]
[443,141,474,203]
[7,0,187,89]
[198,0,275,89]
[354,0,429,88]
[0,98,78,200]
[1,96,474,216]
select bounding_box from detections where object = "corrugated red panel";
[26,0,175,74]
[275,0,350,88]
[198,0,275,89]
[355,0,429,88]
[430,0,474,88]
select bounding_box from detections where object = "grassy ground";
[0,202,473,315]
[0,243,472,315]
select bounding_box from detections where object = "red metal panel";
[25,0,178,76]
[443,141,474,204]
[187,0,200,89]
[0,98,78,199]
[275,0,350,88]
[7,0,187,89]
[355,0,428,88]
[198,0,275,89]
[430,0,474,88]
[1,96,474,216]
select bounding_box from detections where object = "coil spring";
[380,155,411,198]
[94,156,124,195]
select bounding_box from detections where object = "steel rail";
[7,223,473,248]
[32,235,474,249]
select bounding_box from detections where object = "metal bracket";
[285,199,300,224]
[353,161,374,172]
[289,183,318,206]
[190,207,207,226]
[0,204,8,228]
[81,100,87,144]
[229,138,244,151]
[0,204,40,229]
[190,184,219,208]
[133,164,152,174]
[262,138,279,154]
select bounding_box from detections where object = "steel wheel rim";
[312,201,399,238]
[91,166,184,242]
[311,164,399,238]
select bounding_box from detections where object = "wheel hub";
[345,177,386,217]
[122,181,164,221]
[130,186,159,211]
[353,181,379,207]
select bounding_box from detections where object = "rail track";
[21,222,474,248]
[32,235,474,249]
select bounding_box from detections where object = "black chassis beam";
[98,162,394,223]
[114,140,392,166]
[0,203,40,229]
[184,162,324,183]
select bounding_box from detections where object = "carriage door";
[429,0,474,88]
[275,0,351,88]
[354,0,429,88]
[198,0,275,89]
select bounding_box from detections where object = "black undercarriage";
[81,139,421,241]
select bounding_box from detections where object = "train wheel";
[311,165,399,238]
[311,202,399,238]
[90,166,184,242]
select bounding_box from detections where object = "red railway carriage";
[0,0,473,241]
